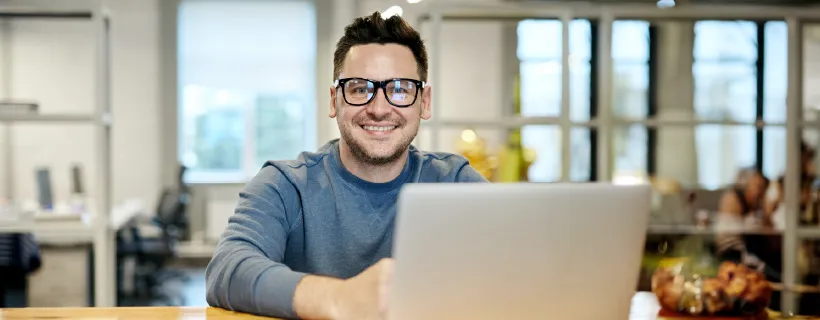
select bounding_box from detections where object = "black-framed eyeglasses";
[334,77,426,108]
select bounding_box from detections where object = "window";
[177,0,317,183]
[517,19,592,182]
[513,19,789,186]
[611,20,651,182]
[693,21,787,189]
[762,21,788,180]
[517,19,654,183]
[692,21,757,189]
[693,21,758,122]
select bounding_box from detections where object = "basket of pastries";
[652,259,772,319]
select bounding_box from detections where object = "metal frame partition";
[417,1,820,314]
[0,7,114,307]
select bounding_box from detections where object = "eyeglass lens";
[343,79,419,106]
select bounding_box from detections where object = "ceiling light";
[382,5,403,18]
[407,0,423,3]
[657,0,675,8]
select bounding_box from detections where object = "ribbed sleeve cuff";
[255,267,308,319]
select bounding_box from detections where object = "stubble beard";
[339,116,416,166]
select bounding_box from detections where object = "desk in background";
[0,200,146,307]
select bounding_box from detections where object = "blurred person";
[712,168,801,309]
[205,11,487,320]
[714,168,772,272]
[763,142,820,314]
[715,143,818,313]
[718,168,770,223]
[765,141,816,223]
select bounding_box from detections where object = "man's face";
[330,43,431,165]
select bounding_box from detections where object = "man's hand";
[293,258,395,320]
[331,258,395,320]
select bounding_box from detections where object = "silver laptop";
[388,183,652,320]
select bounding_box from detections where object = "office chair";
[0,233,41,307]
[118,165,191,306]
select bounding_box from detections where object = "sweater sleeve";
[205,165,306,319]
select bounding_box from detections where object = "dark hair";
[803,140,815,158]
[735,167,769,188]
[333,11,429,82]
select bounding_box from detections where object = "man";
[205,11,487,320]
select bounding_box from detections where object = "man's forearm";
[293,275,345,319]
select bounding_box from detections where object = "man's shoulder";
[261,145,333,182]
[250,141,336,189]
[412,146,470,169]
[410,145,487,183]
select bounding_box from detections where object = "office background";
[2,0,820,314]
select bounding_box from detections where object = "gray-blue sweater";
[205,139,487,318]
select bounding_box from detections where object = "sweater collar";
[329,139,415,192]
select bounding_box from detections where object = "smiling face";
[330,43,432,166]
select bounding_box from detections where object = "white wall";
[0,0,161,210]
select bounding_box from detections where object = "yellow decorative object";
[493,71,537,182]
[456,129,496,181]
[650,176,680,195]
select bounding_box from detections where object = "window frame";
[516,19,787,187]
[670,19,785,188]
[515,18,598,182]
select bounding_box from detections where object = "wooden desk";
[1,306,818,319]
[0,307,275,319]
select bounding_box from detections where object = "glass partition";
[419,7,820,315]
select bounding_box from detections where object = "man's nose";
[365,88,392,118]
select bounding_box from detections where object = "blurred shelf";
[0,217,94,244]
[432,116,564,128]
[0,3,115,307]
[771,282,820,294]
[0,101,38,110]
[0,7,94,19]
[423,117,789,129]
[797,227,820,239]
[0,113,102,123]
[647,224,782,235]
[802,120,820,128]
[426,116,595,128]
[614,118,785,128]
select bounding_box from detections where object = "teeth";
[362,125,396,132]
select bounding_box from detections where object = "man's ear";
[420,84,432,120]
[329,86,338,118]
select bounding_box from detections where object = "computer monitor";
[389,183,652,320]
[35,167,53,210]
